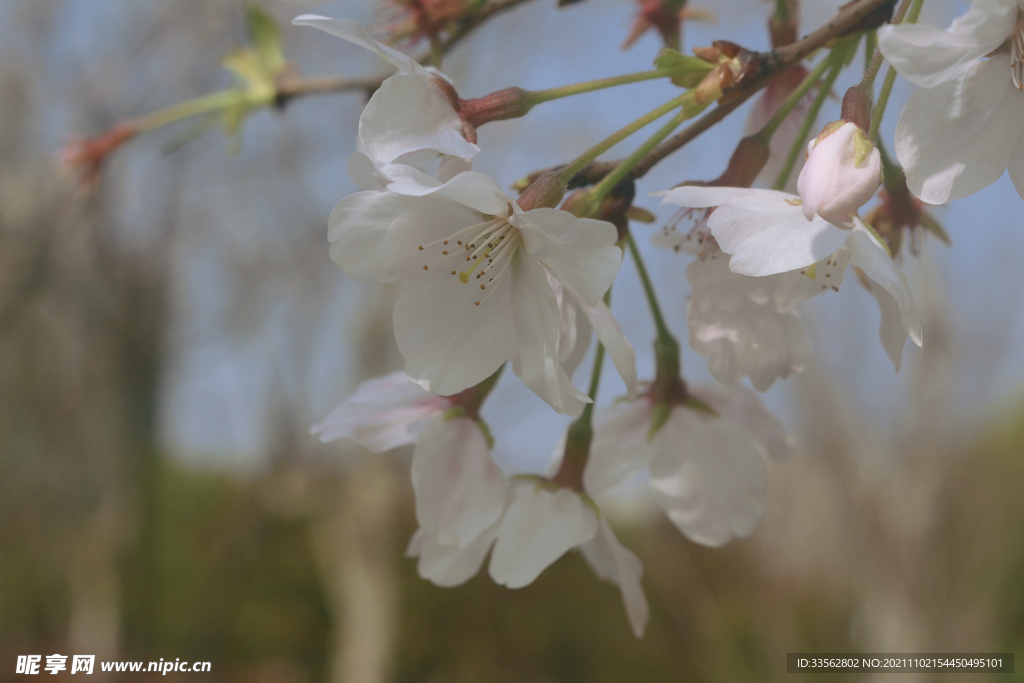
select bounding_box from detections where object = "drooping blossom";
[877,0,1024,203]
[658,186,923,370]
[329,171,622,415]
[485,447,649,638]
[313,372,509,584]
[406,438,650,636]
[586,382,790,547]
[292,15,479,180]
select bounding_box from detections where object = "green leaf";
[246,5,285,74]
[653,48,714,87]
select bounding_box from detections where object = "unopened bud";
[459,87,535,128]
[517,171,567,211]
[797,121,882,228]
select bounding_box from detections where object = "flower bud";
[517,171,567,211]
[459,87,535,128]
[796,121,882,228]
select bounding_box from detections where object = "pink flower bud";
[797,121,881,228]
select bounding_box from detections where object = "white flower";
[586,384,788,547]
[797,121,882,228]
[489,483,599,588]
[877,0,1024,203]
[330,171,622,415]
[683,251,818,391]
[292,15,479,178]
[411,415,508,548]
[659,186,923,370]
[310,371,449,451]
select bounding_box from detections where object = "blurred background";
[1,0,1022,680]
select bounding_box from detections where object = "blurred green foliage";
[2,407,1023,682]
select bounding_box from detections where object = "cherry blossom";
[658,186,923,370]
[877,0,1024,202]
[292,15,479,179]
[586,382,789,546]
[329,171,621,415]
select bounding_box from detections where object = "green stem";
[555,93,691,186]
[757,54,832,141]
[589,108,693,205]
[131,90,247,133]
[868,0,924,140]
[771,46,849,191]
[579,327,606,427]
[868,67,897,141]
[528,64,712,105]
[626,230,673,346]
[553,288,610,490]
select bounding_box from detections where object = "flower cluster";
[294,0,1024,640]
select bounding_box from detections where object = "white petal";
[580,298,638,398]
[585,401,655,495]
[580,519,649,638]
[877,0,1018,87]
[359,75,479,164]
[489,485,598,588]
[409,522,500,587]
[428,171,511,215]
[894,56,1021,204]
[648,408,768,547]
[310,371,447,451]
[847,220,923,371]
[688,383,796,460]
[327,190,483,283]
[515,208,621,307]
[291,15,428,76]
[393,263,517,396]
[509,254,590,416]
[657,185,793,208]
[555,281,590,377]
[411,417,508,547]
[685,256,815,391]
[707,196,850,276]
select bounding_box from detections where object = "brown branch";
[529,0,896,188]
